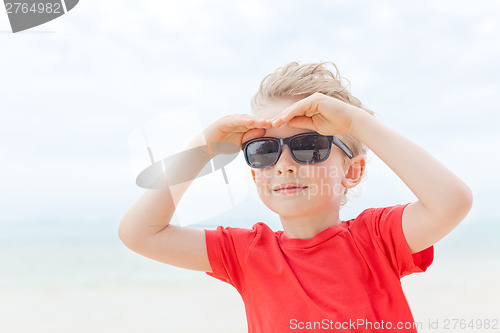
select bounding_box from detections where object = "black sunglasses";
[242,132,354,168]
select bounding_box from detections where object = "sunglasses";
[242,132,354,168]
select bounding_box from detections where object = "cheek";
[302,164,343,182]
[253,169,274,196]
[306,165,345,196]
[254,168,271,181]
[307,180,345,199]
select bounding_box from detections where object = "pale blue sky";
[1,1,499,226]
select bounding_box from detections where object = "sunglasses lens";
[290,135,331,163]
[246,139,280,167]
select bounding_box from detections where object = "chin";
[267,201,316,217]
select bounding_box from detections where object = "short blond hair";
[250,61,375,205]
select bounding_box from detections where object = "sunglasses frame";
[242,132,354,168]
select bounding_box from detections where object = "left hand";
[269,93,360,136]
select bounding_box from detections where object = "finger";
[233,119,271,132]
[251,118,272,128]
[235,115,271,128]
[270,101,310,127]
[218,115,271,135]
[239,115,270,126]
[218,121,252,134]
[287,116,316,131]
[227,115,261,127]
[272,94,323,126]
[269,105,294,125]
[241,128,266,143]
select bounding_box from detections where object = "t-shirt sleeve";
[357,203,434,279]
[204,225,258,292]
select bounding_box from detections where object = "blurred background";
[1,1,499,332]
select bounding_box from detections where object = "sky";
[0,0,499,228]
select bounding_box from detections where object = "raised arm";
[118,115,271,271]
[270,93,473,254]
[348,109,473,253]
[118,131,214,271]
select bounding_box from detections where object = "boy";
[118,62,473,332]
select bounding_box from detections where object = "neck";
[280,209,341,240]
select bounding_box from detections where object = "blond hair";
[250,61,375,206]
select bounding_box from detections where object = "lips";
[273,183,308,192]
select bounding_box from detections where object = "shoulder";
[345,204,411,248]
[348,204,410,228]
[347,204,434,277]
[205,222,277,245]
[359,204,409,219]
[207,222,275,235]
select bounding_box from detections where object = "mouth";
[273,184,308,195]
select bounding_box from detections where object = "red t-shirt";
[205,204,434,332]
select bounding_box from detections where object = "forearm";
[349,108,472,220]
[118,133,212,242]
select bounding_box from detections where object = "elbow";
[460,184,473,216]
[449,183,473,224]
[117,224,127,244]
[117,225,129,246]
[430,182,473,226]
[117,217,137,248]
[118,227,141,252]
[117,216,153,251]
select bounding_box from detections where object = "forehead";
[259,99,311,138]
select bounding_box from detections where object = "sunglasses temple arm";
[333,136,354,159]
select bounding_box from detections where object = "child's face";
[252,100,349,219]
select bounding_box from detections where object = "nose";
[274,145,298,175]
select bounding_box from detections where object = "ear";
[341,155,365,188]
[251,169,256,183]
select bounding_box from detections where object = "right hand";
[202,114,272,156]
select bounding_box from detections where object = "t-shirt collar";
[278,221,347,249]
